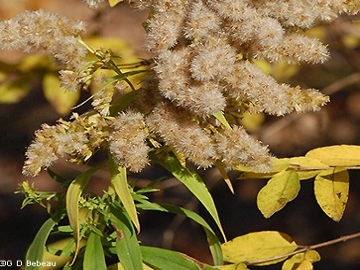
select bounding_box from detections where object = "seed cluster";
[6,0,357,176]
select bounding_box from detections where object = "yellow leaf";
[219,263,249,270]
[237,158,290,179]
[66,167,98,264]
[18,54,53,73]
[222,231,298,266]
[287,157,330,180]
[43,73,80,115]
[270,61,300,82]
[305,145,360,167]
[257,170,300,218]
[282,253,305,270]
[342,35,360,49]
[108,0,123,7]
[295,260,313,270]
[314,167,349,221]
[240,112,265,132]
[216,162,234,193]
[282,251,320,270]
[0,76,30,103]
[253,60,272,74]
[304,26,327,41]
[109,162,140,232]
[213,111,231,129]
[42,238,87,269]
[85,37,136,62]
[85,37,146,91]
[304,250,320,263]
[288,156,329,169]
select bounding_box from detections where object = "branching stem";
[246,231,360,265]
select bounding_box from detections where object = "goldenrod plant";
[1,0,360,269]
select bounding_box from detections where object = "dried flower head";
[109,110,150,172]
[17,1,360,176]
[23,113,108,177]
[214,126,272,172]
[0,10,86,69]
[146,102,216,168]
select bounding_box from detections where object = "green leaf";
[110,203,143,270]
[108,263,154,270]
[43,73,80,115]
[66,167,99,263]
[213,111,231,129]
[314,167,349,221]
[44,238,86,268]
[141,246,216,270]
[84,232,107,270]
[222,231,298,266]
[48,169,71,187]
[109,158,140,232]
[151,154,226,241]
[136,201,223,266]
[257,170,300,218]
[306,145,360,167]
[25,218,57,270]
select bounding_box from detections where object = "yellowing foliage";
[282,250,320,270]
[108,0,123,7]
[221,231,298,266]
[43,73,80,115]
[314,167,349,221]
[257,170,300,218]
[306,145,360,167]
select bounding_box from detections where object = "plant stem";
[246,231,360,265]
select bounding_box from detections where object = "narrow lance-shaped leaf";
[213,111,231,129]
[141,246,216,270]
[257,170,300,218]
[109,157,140,232]
[108,263,154,270]
[221,231,298,266]
[66,167,99,264]
[314,167,349,221]
[151,154,226,240]
[216,162,234,194]
[136,201,223,266]
[83,232,107,270]
[110,202,143,270]
[25,218,58,270]
[219,264,249,270]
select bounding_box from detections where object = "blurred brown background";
[1,1,360,269]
